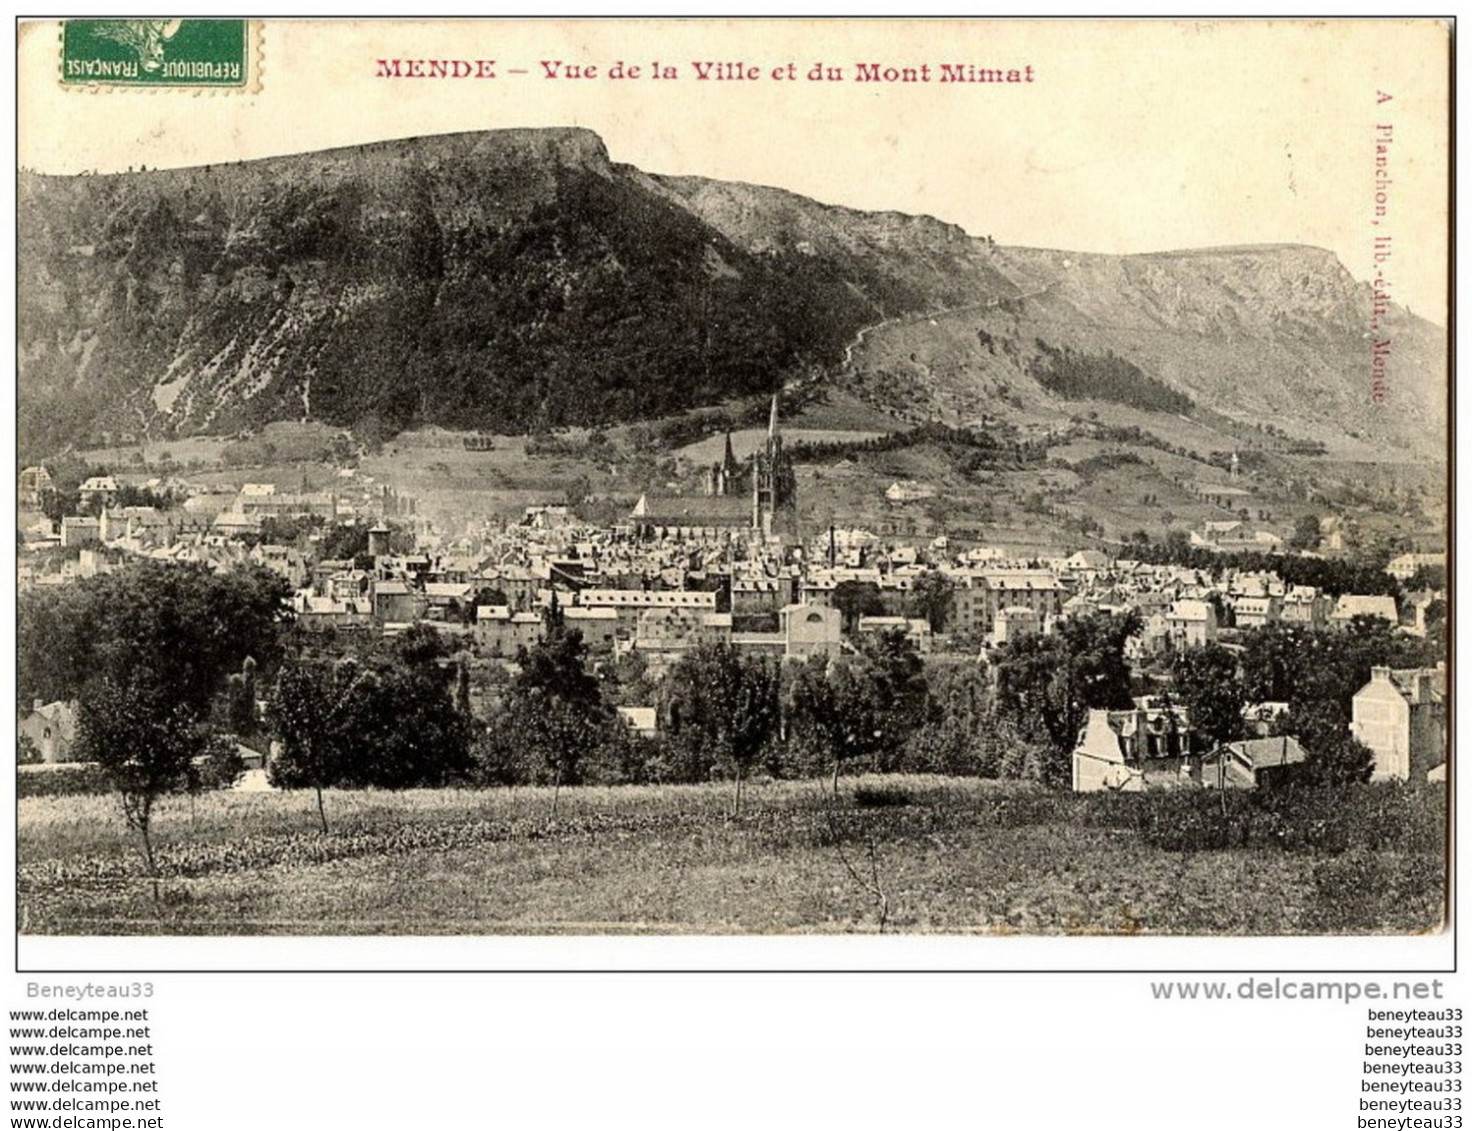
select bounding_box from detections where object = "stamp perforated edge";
[57,19,263,95]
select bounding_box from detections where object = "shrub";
[853,785,913,808]
[1116,781,1447,856]
[190,733,248,793]
[1252,782,1446,855]
[1134,791,1248,851]
[17,764,114,799]
[469,725,523,787]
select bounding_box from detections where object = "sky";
[18,17,1451,321]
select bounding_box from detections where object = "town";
[17,398,1447,802]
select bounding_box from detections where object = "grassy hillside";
[841,244,1445,462]
[18,778,1442,936]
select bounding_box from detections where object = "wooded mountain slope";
[18,128,1444,463]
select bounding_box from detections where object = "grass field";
[17,778,1444,937]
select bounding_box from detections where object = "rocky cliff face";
[975,244,1444,454]
[644,173,1015,311]
[18,127,1444,461]
[998,244,1366,339]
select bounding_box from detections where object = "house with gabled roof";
[1071,704,1194,792]
[18,466,52,510]
[1200,735,1308,790]
[1386,552,1445,581]
[1329,594,1399,629]
[1164,599,1217,649]
[781,602,841,659]
[1351,665,1447,782]
[59,515,101,548]
[78,475,119,508]
[372,579,425,624]
[18,700,79,763]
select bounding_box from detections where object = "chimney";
[1415,671,1433,704]
[32,699,43,712]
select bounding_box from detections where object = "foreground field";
[18,778,1444,936]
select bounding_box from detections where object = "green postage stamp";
[61,19,249,88]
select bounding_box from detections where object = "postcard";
[14,18,1451,970]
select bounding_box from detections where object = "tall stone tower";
[752,394,793,538]
[707,432,741,497]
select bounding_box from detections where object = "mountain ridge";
[17,127,1444,464]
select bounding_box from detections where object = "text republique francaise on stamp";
[60,19,250,89]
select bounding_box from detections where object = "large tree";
[1241,617,1432,783]
[785,630,931,790]
[1271,703,1376,785]
[76,676,204,899]
[269,628,473,826]
[905,570,956,633]
[1241,617,1435,719]
[831,580,886,635]
[855,629,931,767]
[666,644,781,813]
[19,559,291,712]
[340,629,473,790]
[267,657,373,833]
[23,561,291,879]
[902,664,1028,778]
[1423,598,1448,652]
[486,630,620,817]
[17,583,89,707]
[1171,644,1245,750]
[1288,513,1321,550]
[992,610,1140,782]
[787,658,887,792]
